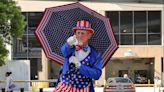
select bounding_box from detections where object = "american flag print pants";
[53,82,90,92]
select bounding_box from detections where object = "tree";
[0,0,26,66]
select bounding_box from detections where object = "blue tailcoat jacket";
[60,43,103,92]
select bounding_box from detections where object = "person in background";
[54,20,103,92]
[123,74,128,79]
[5,72,15,92]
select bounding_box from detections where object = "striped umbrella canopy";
[34,2,118,68]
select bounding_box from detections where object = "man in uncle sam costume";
[54,20,103,92]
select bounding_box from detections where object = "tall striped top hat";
[72,20,94,33]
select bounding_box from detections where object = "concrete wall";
[17,1,163,12]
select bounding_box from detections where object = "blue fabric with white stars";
[61,55,91,89]
[61,43,103,92]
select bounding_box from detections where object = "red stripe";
[54,82,89,92]
[86,86,89,92]
[102,19,118,67]
[37,10,52,56]
[57,83,64,92]
[62,84,68,92]
[77,88,80,92]
[65,85,72,92]
[72,87,75,92]
[35,10,50,55]
[84,20,86,28]
[55,82,65,92]
[82,88,84,92]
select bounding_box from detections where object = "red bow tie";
[75,45,83,51]
[75,45,88,52]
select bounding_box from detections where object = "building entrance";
[105,58,154,84]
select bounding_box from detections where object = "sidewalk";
[11,87,164,92]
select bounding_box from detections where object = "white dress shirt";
[75,46,91,62]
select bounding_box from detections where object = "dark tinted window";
[28,12,42,27]
[148,34,161,45]
[134,11,146,33]
[134,34,147,45]
[120,11,133,33]
[148,11,161,33]
[106,11,119,33]
[121,34,133,45]
[106,11,161,45]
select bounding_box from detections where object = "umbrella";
[34,2,118,68]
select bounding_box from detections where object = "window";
[22,12,43,33]
[134,34,146,45]
[148,11,161,45]
[120,11,133,33]
[134,70,148,84]
[121,34,133,45]
[134,11,147,33]
[106,11,120,44]
[106,11,119,33]
[106,11,161,45]
[28,12,43,27]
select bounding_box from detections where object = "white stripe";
[55,82,90,92]
[84,87,86,92]
[87,86,89,92]
[85,85,89,92]
[77,21,80,27]
[54,82,61,92]
[59,83,66,92]
[81,20,84,27]
[62,83,68,91]
[55,82,64,92]
[80,89,83,92]
[65,85,71,92]
[73,86,76,92]
[59,83,65,92]
[86,21,89,28]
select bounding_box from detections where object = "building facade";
[13,0,164,85]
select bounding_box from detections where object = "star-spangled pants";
[53,82,90,92]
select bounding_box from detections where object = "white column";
[162,3,164,87]
[5,43,12,61]
[38,50,48,80]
